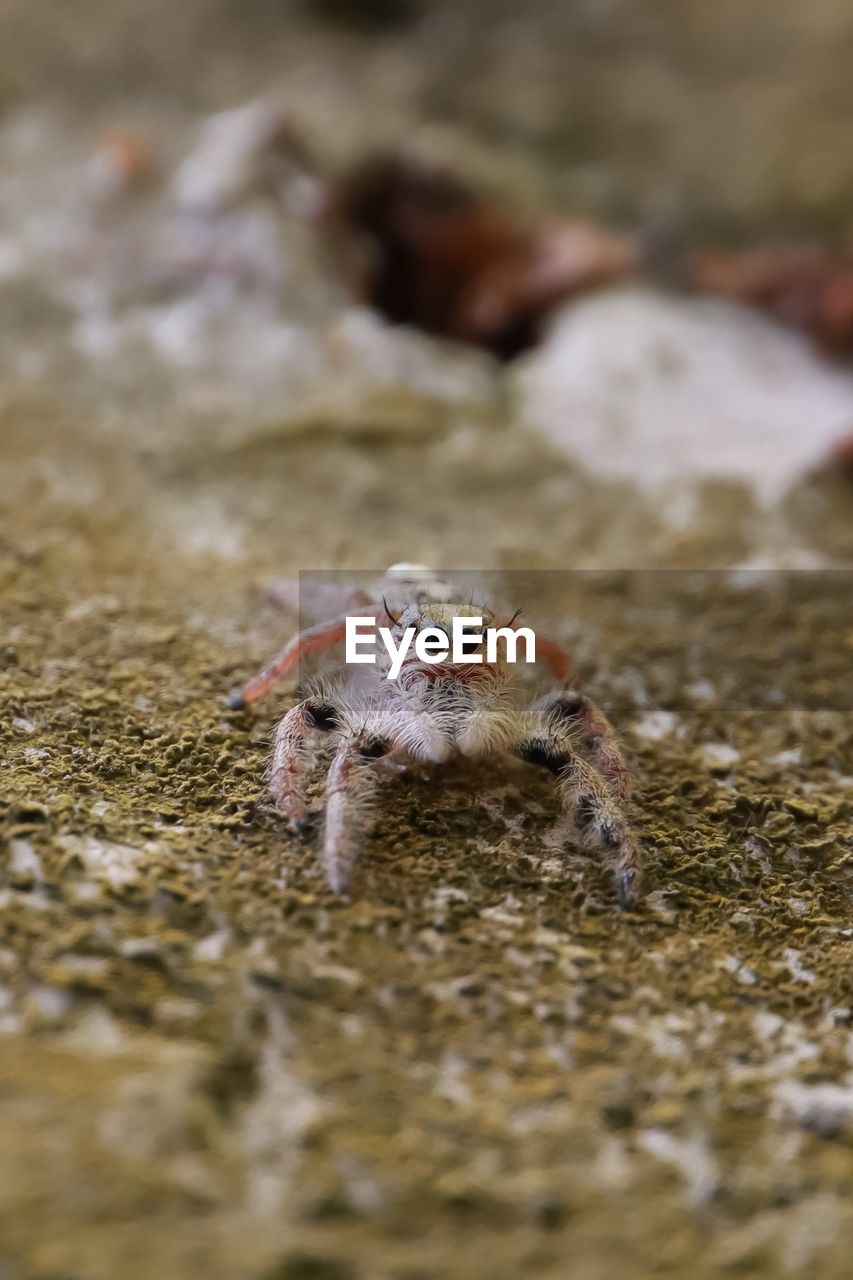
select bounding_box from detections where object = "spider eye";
[421,624,448,642]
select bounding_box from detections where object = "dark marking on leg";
[549,696,586,722]
[576,794,597,828]
[305,702,340,731]
[517,740,567,775]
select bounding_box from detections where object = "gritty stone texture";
[1,393,852,1280]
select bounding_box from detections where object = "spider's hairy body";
[231,565,642,907]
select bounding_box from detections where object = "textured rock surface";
[2,379,852,1280]
[1,5,852,1279]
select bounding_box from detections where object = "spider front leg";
[270,699,341,831]
[535,690,630,801]
[228,603,394,709]
[323,729,390,894]
[228,617,350,709]
[510,727,642,908]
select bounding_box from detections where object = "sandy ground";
[1,4,852,1278]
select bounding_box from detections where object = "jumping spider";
[229,565,642,907]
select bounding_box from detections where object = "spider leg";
[534,690,630,801]
[228,618,347,709]
[509,727,642,908]
[323,730,389,894]
[228,602,396,709]
[270,699,341,831]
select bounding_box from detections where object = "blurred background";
[1,4,852,1280]
[3,0,853,566]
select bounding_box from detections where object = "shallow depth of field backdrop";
[0,4,851,1279]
